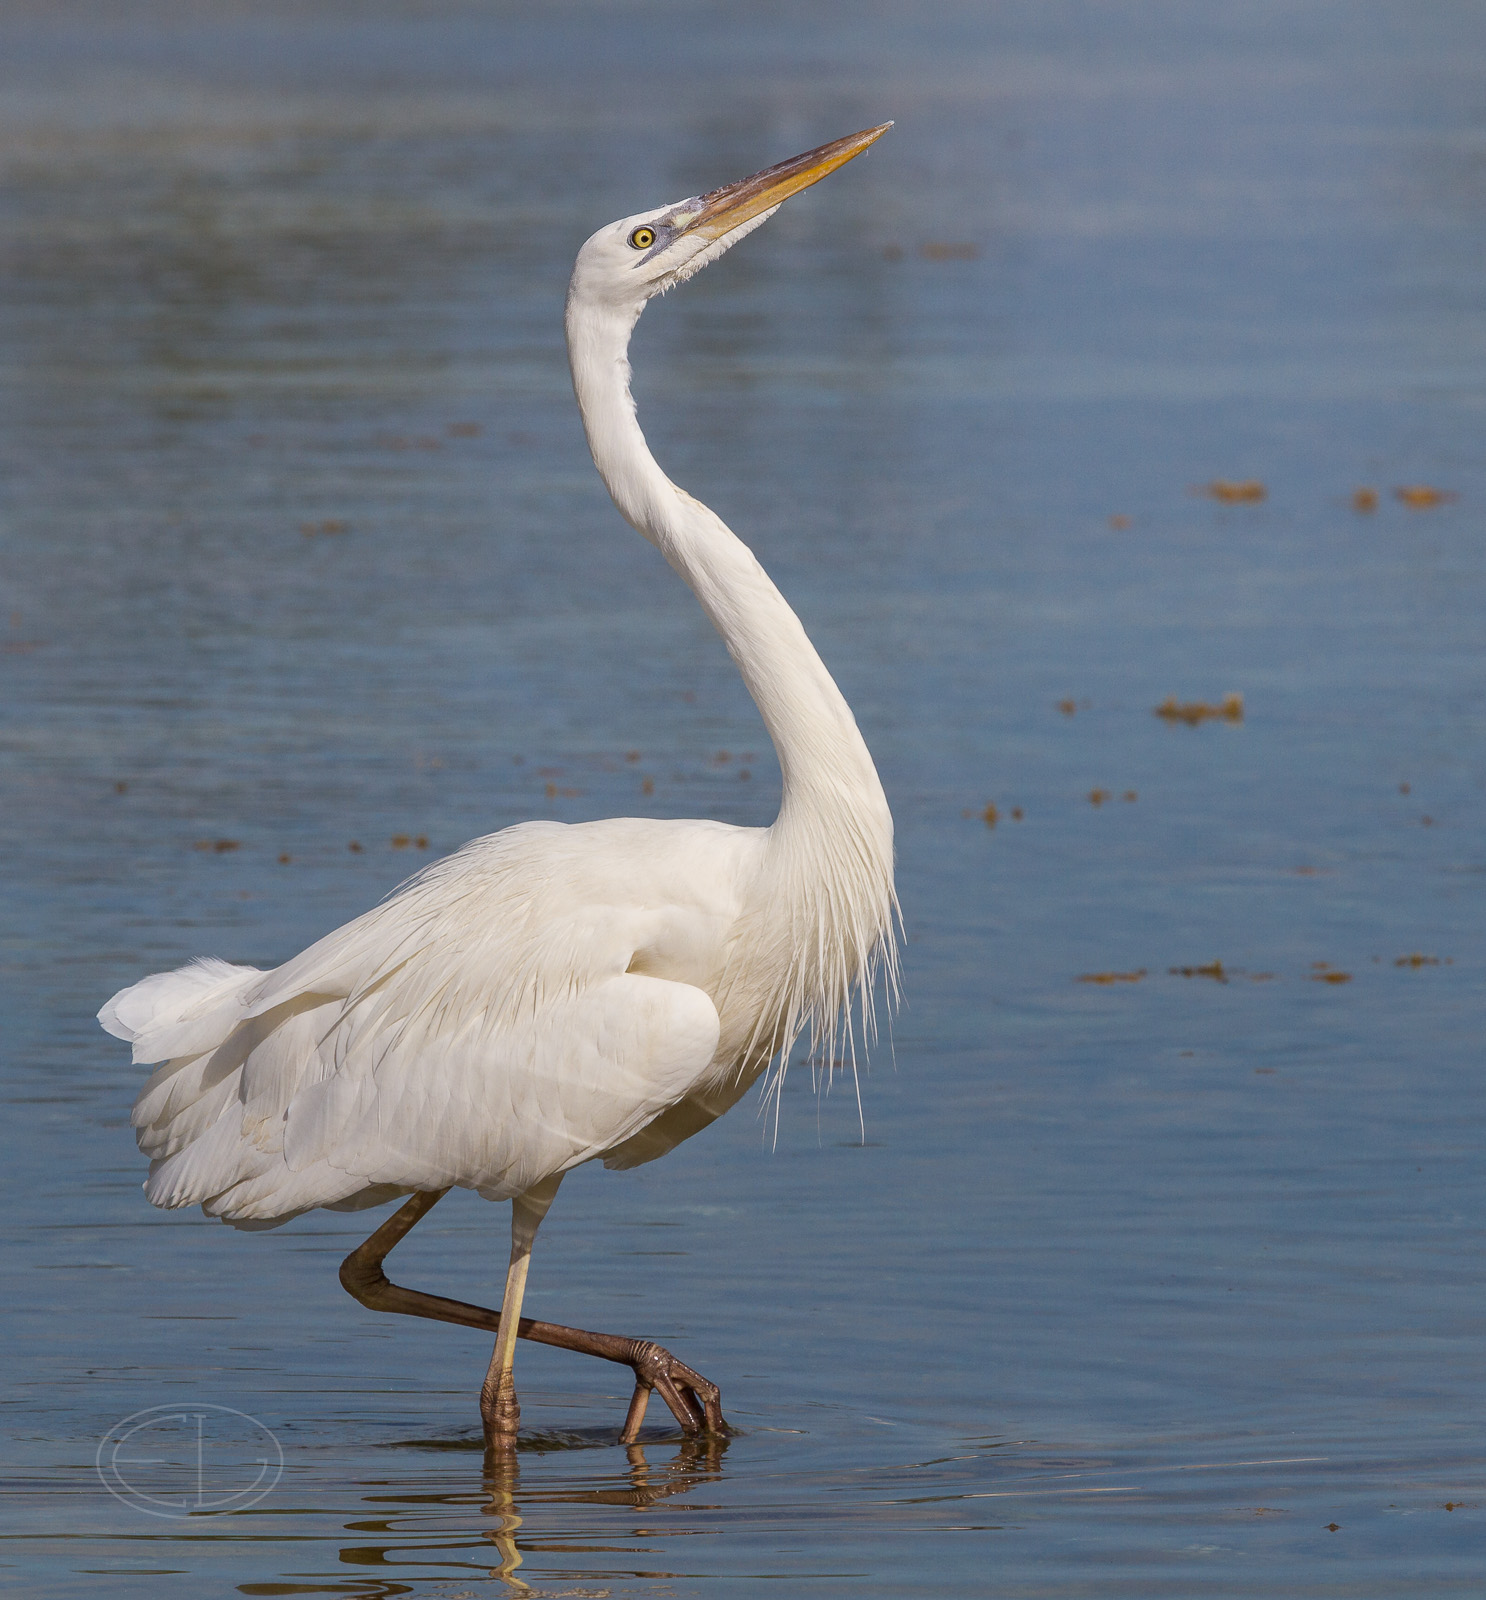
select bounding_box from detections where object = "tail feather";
[100,957,263,1065]
[112,959,401,1225]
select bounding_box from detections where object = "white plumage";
[100,124,897,1445]
[109,821,743,1221]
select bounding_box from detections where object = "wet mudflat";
[3,1,1484,1594]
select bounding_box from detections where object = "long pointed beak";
[681,123,892,241]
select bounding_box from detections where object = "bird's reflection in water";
[481,1434,729,1591]
[339,1432,730,1595]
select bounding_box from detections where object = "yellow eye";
[628,226,655,250]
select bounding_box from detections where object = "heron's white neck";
[566,291,895,1058]
[566,297,887,833]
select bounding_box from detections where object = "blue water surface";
[2,2,1484,1594]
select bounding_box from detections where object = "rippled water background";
[4,2,1485,1594]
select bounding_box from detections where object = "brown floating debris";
[1313,971,1351,984]
[114,780,128,794]
[1122,790,1137,802]
[1088,788,1111,806]
[1155,692,1244,726]
[1395,952,1440,968]
[1351,487,1378,513]
[300,518,349,537]
[391,834,410,848]
[1078,969,1147,984]
[194,838,240,852]
[641,777,655,796]
[1011,807,1023,820]
[1108,514,1131,530]
[919,241,979,260]
[981,803,999,828]
[1395,485,1456,508]
[415,835,428,849]
[1057,698,1077,716]
[277,853,291,864]
[1171,961,1227,982]
[1205,479,1266,503]
[348,840,363,853]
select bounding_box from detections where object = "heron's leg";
[338,1189,729,1442]
[478,1174,563,1451]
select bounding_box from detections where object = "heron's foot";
[619,1339,730,1445]
[480,1368,521,1453]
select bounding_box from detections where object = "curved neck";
[565,295,887,827]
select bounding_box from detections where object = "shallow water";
[4,2,1485,1594]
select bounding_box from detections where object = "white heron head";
[569,124,891,314]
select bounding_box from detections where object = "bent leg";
[339,1188,729,1442]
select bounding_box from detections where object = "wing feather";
[112,820,745,1224]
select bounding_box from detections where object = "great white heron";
[100,124,898,1451]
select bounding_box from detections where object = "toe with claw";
[620,1339,730,1443]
